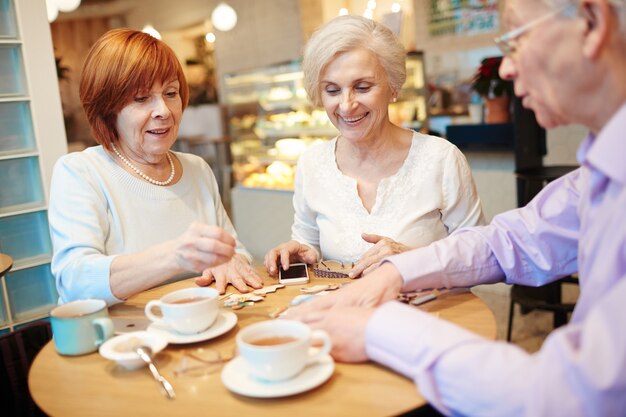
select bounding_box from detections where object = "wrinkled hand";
[264,240,318,276]
[286,262,403,319]
[349,233,413,278]
[195,254,263,294]
[296,306,375,362]
[173,222,236,273]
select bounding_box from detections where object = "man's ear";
[580,0,613,59]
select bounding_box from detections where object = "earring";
[391,97,397,103]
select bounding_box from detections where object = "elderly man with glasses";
[288,1,626,415]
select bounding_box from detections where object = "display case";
[222,52,428,190]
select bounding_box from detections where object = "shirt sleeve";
[387,168,581,291]
[366,273,626,417]
[440,145,486,232]
[48,155,121,305]
[290,156,321,258]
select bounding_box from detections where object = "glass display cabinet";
[222,52,428,191]
[0,0,68,334]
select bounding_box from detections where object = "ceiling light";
[339,8,348,16]
[46,0,59,22]
[55,0,81,12]
[211,2,238,32]
[142,24,161,40]
[391,2,402,13]
[205,32,216,43]
[363,8,374,19]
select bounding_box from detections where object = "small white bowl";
[99,331,168,370]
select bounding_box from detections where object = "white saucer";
[147,310,237,344]
[221,354,335,398]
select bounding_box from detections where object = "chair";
[0,321,52,417]
[507,165,579,342]
[507,277,578,341]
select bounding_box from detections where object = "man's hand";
[195,254,263,294]
[297,306,376,362]
[286,262,403,318]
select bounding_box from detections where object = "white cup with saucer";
[145,287,218,334]
[236,319,332,382]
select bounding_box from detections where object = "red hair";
[79,28,189,150]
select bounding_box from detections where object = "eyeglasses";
[174,347,235,378]
[494,3,577,56]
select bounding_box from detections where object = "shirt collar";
[578,101,626,184]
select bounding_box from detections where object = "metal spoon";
[135,345,176,400]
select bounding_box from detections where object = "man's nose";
[499,56,516,81]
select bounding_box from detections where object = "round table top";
[0,253,13,277]
[29,268,496,417]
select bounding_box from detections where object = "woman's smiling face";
[115,78,183,163]
[320,48,395,143]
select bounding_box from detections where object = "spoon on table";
[135,345,176,400]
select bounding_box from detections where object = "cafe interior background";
[1,0,582,349]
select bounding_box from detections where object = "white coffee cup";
[236,320,332,382]
[144,287,218,334]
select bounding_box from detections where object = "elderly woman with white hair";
[265,15,485,278]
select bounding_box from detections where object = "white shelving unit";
[0,0,68,333]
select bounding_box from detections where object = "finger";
[286,294,337,319]
[298,311,324,324]
[362,261,381,276]
[214,272,229,295]
[202,225,236,247]
[230,275,250,293]
[349,255,377,278]
[361,233,385,244]
[280,248,292,271]
[243,269,264,289]
[301,248,318,264]
[265,249,280,276]
[195,269,215,287]
[198,238,236,258]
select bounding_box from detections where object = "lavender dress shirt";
[366,102,626,417]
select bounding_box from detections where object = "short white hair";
[543,0,626,35]
[302,15,406,107]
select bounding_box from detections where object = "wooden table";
[0,253,13,277]
[29,269,496,417]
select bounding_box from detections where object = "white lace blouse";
[291,132,485,262]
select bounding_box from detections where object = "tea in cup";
[144,287,218,334]
[236,320,332,382]
[50,299,115,356]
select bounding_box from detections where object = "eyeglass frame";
[494,2,577,56]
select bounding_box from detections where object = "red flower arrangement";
[471,56,513,98]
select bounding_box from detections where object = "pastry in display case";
[223,52,428,190]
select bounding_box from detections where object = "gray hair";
[302,15,406,108]
[543,0,626,35]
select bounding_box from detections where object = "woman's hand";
[264,240,318,276]
[173,222,236,272]
[195,254,263,294]
[349,233,413,278]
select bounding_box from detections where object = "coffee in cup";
[144,287,218,334]
[236,320,332,382]
[50,299,115,356]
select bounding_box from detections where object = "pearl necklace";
[111,143,175,186]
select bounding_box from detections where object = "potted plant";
[471,56,514,124]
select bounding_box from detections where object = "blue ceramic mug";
[50,299,114,356]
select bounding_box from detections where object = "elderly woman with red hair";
[49,29,262,305]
